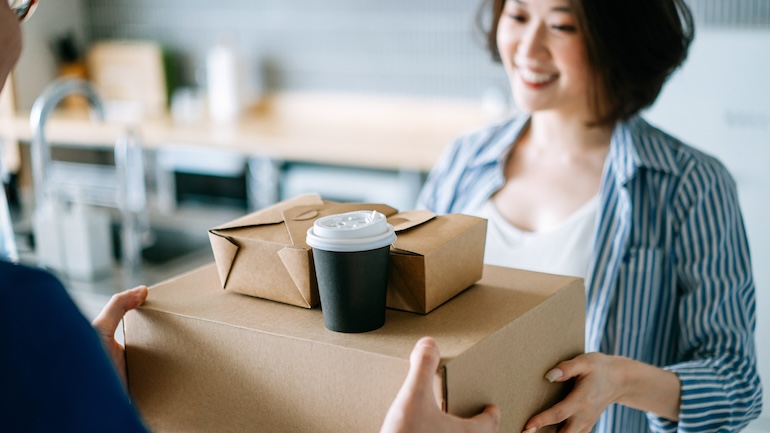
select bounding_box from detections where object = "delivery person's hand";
[380,337,501,433]
[92,285,149,387]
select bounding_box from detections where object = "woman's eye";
[506,13,527,23]
[551,24,577,32]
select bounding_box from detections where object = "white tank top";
[470,196,598,279]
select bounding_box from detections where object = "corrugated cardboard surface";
[125,263,585,433]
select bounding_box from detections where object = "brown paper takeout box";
[208,193,487,313]
[386,209,486,313]
[125,263,585,433]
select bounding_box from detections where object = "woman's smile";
[516,66,559,87]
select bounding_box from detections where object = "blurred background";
[0,2,768,430]
[13,0,507,110]
[3,0,519,297]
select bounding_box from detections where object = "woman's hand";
[523,353,624,433]
[380,337,501,433]
[523,352,681,433]
[91,285,149,386]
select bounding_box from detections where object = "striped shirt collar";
[467,114,681,184]
[465,115,529,169]
[610,116,681,185]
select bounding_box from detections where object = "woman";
[417,0,762,432]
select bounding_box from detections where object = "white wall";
[643,29,770,430]
[14,0,88,111]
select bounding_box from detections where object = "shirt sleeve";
[0,261,151,433]
[646,161,763,432]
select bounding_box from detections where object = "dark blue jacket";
[0,260,149,433]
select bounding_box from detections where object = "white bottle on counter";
[206,35,241,124]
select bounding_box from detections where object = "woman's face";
[496,0,593,118]
[0,1,23,93]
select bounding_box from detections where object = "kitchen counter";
[6,92,502,172]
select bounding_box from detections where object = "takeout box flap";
[388,210,436,233]
[278,246,317,307]
[208,231,239,288]
[388,210,436,256]
[208,193,323,293]
[386,257,426,312]
[283,202,399,248]
[391,214,483,256]
[212,193,324,231]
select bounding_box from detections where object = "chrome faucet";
[28,78,147,286]
[2,79,104,263]
[29,78,105,209]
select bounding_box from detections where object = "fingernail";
[523,427,537,433]
[545,368,563,383]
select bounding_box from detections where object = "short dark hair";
[477,0,695,126]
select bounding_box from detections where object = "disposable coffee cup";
[306,210,396,333]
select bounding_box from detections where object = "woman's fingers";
[545,354,592,383]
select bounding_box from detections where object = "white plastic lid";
[306,210,396,252]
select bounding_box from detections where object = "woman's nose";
[516,22,548,62]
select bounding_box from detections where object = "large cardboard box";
[124,263,585,433]
[208,194,486,313]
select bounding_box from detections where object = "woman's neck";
[527,110,613,157]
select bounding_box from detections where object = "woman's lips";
[516,67,559,88]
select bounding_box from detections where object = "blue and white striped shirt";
[416,114,762,433]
